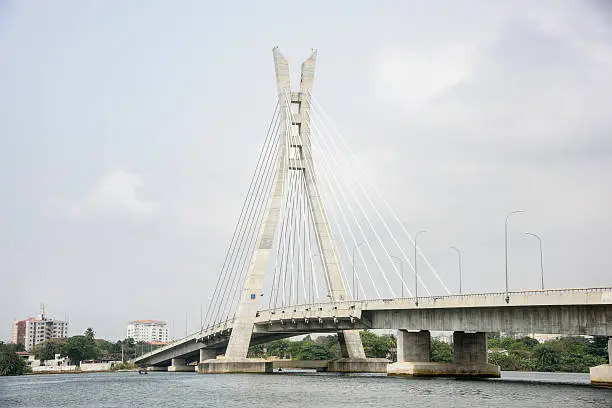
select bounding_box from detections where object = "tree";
[33,339,65,363]
[585,336,609,359]
[249,335,341,360]
[532,343,560,372]
[247,344,265,358]
[430,339,452,363]
[118,338,137,360]
[314,335,340,358]
[360,331,395,358]
[95,339,122,361]
[516,336,539,348]
[295,342,335,360]
[488,351,522,371]
[85,328,95,341]
[61,335,99,365]
[134,341,150,357]
[265,340,291,359]
[0,342,27,376]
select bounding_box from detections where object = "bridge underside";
[367,304,612,336]
[140,332,309,367]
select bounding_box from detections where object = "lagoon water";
[1,371,610,408]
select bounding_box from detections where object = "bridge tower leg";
[198,47,368,374]
[590,337,612,387]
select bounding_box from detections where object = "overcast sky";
[2,0,611,341]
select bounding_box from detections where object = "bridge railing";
[133,318,235,362]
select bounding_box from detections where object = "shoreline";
[25,368,140,375]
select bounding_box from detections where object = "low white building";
[126,320,168,343]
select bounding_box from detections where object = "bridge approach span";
[133,287,612,367]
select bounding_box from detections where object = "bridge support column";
[337,331,367,359]
[199,348,217,362]
[388,330,434,376]
[451,331,499,377]
[388,331,500,378]
[397,330,430,362]
[168,358,195,372]
[327,331,389,373]
[590,337,612,387]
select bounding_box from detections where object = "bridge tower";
[222,47,366,362]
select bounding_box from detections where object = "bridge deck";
[133,288,612,366]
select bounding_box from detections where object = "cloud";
[399,15,612,162]
[64,169,161,220]
[370,44,478,111]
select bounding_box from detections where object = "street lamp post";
[505,210,524,303]
[352,242,366,300]
[414,230,427,306]
[450,246,462,294]
[390,255,404,297]
[525,232,544,290]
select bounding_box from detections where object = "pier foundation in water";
[387,330,500,378]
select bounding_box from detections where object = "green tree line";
[487,335,608,373]
[247,331,607,373]
[31,328,163,365]
[3,330,607,376]
[1,328,165,375]
[247,330,454,362]
[0,342,30,376]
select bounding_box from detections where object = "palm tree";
[84,328,95,341]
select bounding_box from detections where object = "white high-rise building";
[13,315,69,351]
[126,320,168,343]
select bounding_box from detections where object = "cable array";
[306,91,451,298]
[201,103,281,330]
[201,93,451,331]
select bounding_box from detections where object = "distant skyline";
[2,0,612,341]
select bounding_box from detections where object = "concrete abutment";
[199,348,218,361]
[196,358,273,374]
[590,337,612,387]
[168,358,195,372]
[388,330,500,378]
[327,358,390,373]
[146,366,167,372]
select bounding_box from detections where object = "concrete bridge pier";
[199,348,217,362]
[590,337,612,387]
[197,358,273,374]
[195,348,272,374]
[167,358,195,372]
[326,330,390,373]
[146,366,167,372]
[388,330,500,378]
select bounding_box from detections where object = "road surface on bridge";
[133,287,612,367]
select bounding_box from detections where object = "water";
[1,371,610,408]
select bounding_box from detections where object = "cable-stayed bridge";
[133,48,612,385]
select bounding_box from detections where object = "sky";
[1,0,611,342]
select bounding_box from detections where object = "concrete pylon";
[223,47,366,361]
